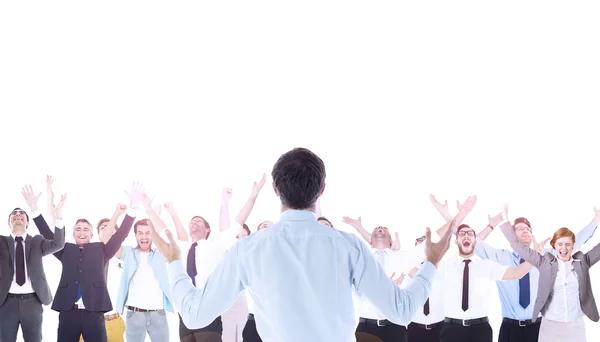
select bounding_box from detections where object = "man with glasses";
[435,224,533,342]
[0,186,67,342]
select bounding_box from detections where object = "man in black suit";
[0,186,67,342]
[37,182,143,342]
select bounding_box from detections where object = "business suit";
[37,214,135,342]
[500,222,600,341]
[0,213,66,342]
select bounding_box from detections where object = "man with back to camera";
[0,186,66,342]
[149,147,455,342]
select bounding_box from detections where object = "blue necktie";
[76,284,82,301]
[519,258,530,308]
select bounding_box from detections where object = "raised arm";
[219,188,233,232]
[498,205,544,268]
[164,202,189,242]
[235,173,266,227]
[99,204,127,244]
[436,195,477,237]
[342,216,372,243]
[573,207,600,250]
[430,194,453,221]
[102,182,142,259]
[45,175,56,229]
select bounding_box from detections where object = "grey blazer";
[0,213,66,306]
[500,222,600,322]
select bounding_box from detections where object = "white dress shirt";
[105,257,124,315]
[168,210,437,342]
[544,259,584,322]
[179,225,241,288]
[9,233,35,294]
[356,243,426,320]
[438,254,508,320]
[407,262,445,325]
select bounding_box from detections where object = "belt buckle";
[519,320,526,327]
[425,324,432,330]
[377,319,385,327]
[462,319,470,327]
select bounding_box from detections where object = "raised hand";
[425,220,455,266]
[594,206,600,224]
[252,173,267,196]
[163,201,176,215]
[488,212,503,228]
[148,221,180,262]
[53,194,67,220]
[223,188,233,200]
[391,232,401,251]
[390,272,405,285]
[46,175,54,192]
[21,185,42,212]
[342,216,362,227]
[141,192,154,212]
[457,195,478,215]
[501,204,509,223]
[430,194,451,218]
[532,236,551,254]
[125,182,145,208]
[114,203,127,216]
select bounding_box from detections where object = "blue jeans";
[125,309,170,342]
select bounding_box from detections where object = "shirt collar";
[10,233,26,241]
[280,209,318,221]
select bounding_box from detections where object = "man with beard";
[113,216,174,342]
[435,224,533,342]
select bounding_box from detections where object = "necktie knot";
[15,236,23,243]
[191,242,198,248]
[464,259,471,265]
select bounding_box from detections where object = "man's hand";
[488,212,503,228]
[501,203,509,223]
[430,194,452,219]
[593,206,600,224]
[425,220,455,267]
[532,236,551,254]
[52,193,67,220]
[125,182,145,209]
[251,173,266,197]
[114,203,127,217]
[390,272,405,285]
[148,220,181,263]
[21,185,42,212]
[222,188,233,200]
[46,175,54,193]
[391,232,401,251]
[342,216,362,227]
[457,195,477,215]
[163,201,176,215]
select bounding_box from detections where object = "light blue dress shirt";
[168,210,436,342]
[474,219,597,320]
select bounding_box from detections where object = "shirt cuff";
[126,207,138,217]
[31,210,41,218]
[418,261,437,278]
[55,219,64,229]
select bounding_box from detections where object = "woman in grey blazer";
[499,207,600,342]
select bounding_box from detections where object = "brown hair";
[134,219,149,234]
[242,223,250,235]
[96,218,119,234]
[513,217,531,229]
[550,227,575,248]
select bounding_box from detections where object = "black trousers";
[407,321,444,342]
[439,320,493,342]
[242,314,262,342]
[355,318,407,342]
[57,308,107,342]
[179,315,222,341]
[498,318,541,342]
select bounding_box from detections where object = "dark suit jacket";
[500,222,600,322]
[0,214,66,306]
[37,214,134,312]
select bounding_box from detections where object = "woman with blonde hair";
[499,205,600,342]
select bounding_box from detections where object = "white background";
[1,1,600,341]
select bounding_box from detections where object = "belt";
[105,312,120,321]
[502,317,540,327]
[358,317,400,327]
[127,306,160,312]
[444,317,489,326]
[247,313,255,321]
[7,293,36,299]
[410,321,444,330]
